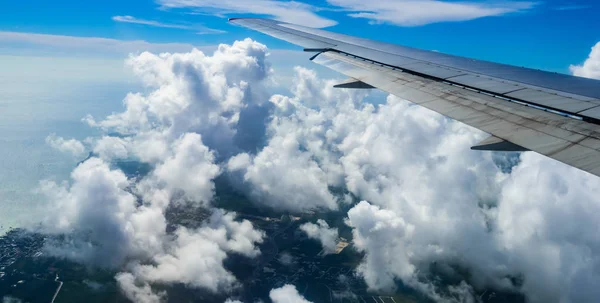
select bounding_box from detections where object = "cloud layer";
[39,35,600,303]
[231,61,600,302]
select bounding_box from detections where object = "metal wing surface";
[230,18,600,177]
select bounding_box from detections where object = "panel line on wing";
[317,50,588,123]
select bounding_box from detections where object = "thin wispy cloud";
[326,0,537,26]
[112,15,226,34]
[0,31,211,56]
[553,4,591,11]
[156,0,338,28]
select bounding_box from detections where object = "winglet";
[471,136,529,152]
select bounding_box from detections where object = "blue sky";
[0,0,598,73]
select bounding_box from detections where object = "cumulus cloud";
[227,131,339,212]
[157,0,337,28]
[327,0,536,26]
[214,64,503,300]
[139,133,221,206]
[269,284,313,303]
[370,149,600,303]
[114,210,264,302]
[494,152,600,303]
[39,157,142,267]
[225,67,369,212]
[46,134,86,158]
[116,273,166,303]
[346,202,416,291]
[85,38,272,159]
[37,34,600,303]
[92,136,130,160]
[227,64,600,303]
[299,219,339,255]
[40,154,263,298]
[303,72,600,302]
[38,39,272,301]
[124,210,264,294]
[570,42,600,79]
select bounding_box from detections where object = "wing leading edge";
[230,18,600,177]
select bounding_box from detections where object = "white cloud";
[299,219,339,255]
[126,210,264,293]
[92,136,130,160]
[494,152,600,302]
[34,33,600,303]
[227,130,339,212]
[112,15,225,34]
[39,156,263,298]
[140,133,221,206]
[229,65,600,302]
[86,39,272,156]
[224,66,369,212]
[345,201,466,301]
[76,38,337,214]
[157,0,337,28]
[39,157,147,267]
[327,0,536,26]
[269,284,313,303]
[346,201,415,290]
[239,67,501,300]
[46,134,87,158]
[38,39,273,301]
[116,273,166,303]
[570,42,600,79]
[113,15,194,29]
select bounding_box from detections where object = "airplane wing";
[229,18,600,177]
